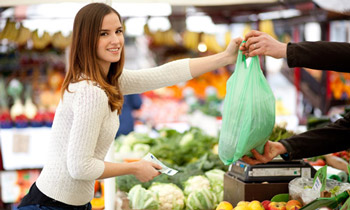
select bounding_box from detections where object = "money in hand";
[143,153,178,176]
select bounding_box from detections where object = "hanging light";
[197,42,207,52]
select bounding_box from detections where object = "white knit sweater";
[35,59,192,205]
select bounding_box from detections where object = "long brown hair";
[61,3,124,114]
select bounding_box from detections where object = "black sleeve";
[287,41,350,73]
[279,112,350,160]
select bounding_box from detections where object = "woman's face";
[97,12,124,72]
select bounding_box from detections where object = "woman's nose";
[111,34,122,44]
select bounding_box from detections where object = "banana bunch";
[152,30,164,46]
[259,20,277,40]
[276,99,291,116]
[143,23,152,36]
[202,34,224,53]
[225,31,232,47]
[52,31,72,50]
[183,30,200,51]
[0,19,19,42]
[162,29,177,46]
[32,29,51,50]
[242,23,252,38]
[16,24,32,46]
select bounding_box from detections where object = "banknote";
[143,153,178,176]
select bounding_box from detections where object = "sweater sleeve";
[287,41,350,73]
[119,58,192,95]
[279,112,350,160]
[66,84,107,180]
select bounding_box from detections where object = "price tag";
[312,165,327,192]
[12,133,30,153]
[312,177,322,191]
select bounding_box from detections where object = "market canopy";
[0,0,280,7]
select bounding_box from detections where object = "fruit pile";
[332,150,350,162]
[216,199,302,210]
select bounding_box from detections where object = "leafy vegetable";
[205,169,225,203]
[269,124,296,142]
[186,189,216,210]
[128,184,159,210]
[183,175,211,196]
[151,127,218,166]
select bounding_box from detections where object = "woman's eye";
[116,29,123,34]
[100,32,108,36]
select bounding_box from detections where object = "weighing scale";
[228,159,316,183]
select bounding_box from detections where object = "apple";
[261,200,271,210]
[234,206,250,210]
[286,200,302,210]
[216,201,233,210]
[236,201,249,207]
[248,200,264,210]
[268,202,287,210]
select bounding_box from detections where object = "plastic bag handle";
[239,41,261,72]
[239,41,247,68]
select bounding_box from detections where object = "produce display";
[0,52,65,128]
[138,67,230,123]
[215,199,303,210]
[329,72,350,100]
[114,127,227,209]
[0,18,71,50]
[114,127,227,191]
[127,172,223,210]
[112,123,350,210]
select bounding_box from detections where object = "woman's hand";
[224,37,244,65]
[239,30,287,59]
[131,160,162,182]
[189,37,242,77]
[241,141,287,165]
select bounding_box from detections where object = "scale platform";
[228,159,316,183]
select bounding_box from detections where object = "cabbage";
[148,182,185,210]
[205,169,225,203]
[186,188,216,210]
[128,184,159,209]
[133,143,151,155]
[183,175,211,196]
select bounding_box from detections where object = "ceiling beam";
[0,0,279,7]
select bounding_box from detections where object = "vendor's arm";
[243,113,350,164]
[279,112,350,160]
[240,30,350,72]
[120,37,242,95]
[287,41,350,72]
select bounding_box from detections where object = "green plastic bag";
[219,45,275,165]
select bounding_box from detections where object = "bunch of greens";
[150,127,218,166]
[269,124,296,142]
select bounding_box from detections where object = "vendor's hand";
[241,141,287,165]
[131,160,161,182]
[239,30,287,59]
[224,37,243,65]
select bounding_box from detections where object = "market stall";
[1,0,350,209]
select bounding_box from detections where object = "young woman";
[18,2,243,209]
